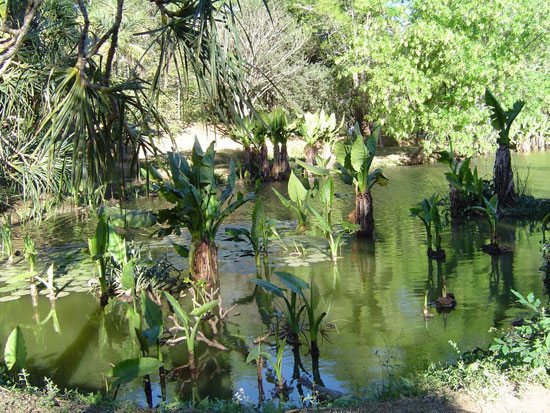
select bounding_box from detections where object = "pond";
[0,151,549,407]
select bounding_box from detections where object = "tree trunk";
[493,144,515,207]
[259,143,270,181]
[190,239,218,284]
[280,142,290,179]
[271,142,291,181]
[355,191,374,238]
[271,142,281,180]
[305,144,317,167]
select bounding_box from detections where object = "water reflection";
[0,152,548,405]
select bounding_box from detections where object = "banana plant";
[438,150,490,216]
[298,110,342,167]
[469,195,500,252]
[410,194,446,260]
[229,117,257,180]
[272,170,317,232]
[149,139,254,283]
[225,198,280,269]
[267,107,295,181]
[164,291,219,372]
[334,124,388,238]
[485,89,525,207]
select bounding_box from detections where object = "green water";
[0,152,548,406]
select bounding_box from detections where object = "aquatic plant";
[149,139,254,283]
[543,214,550,276]
[251,273,306,343]
[0,217,13,264]
[334,124,388,238]
[110,290,165,407]
[308,205,359,262]
[247,338,286,393]
[469,195,502,254]
[273,170,317,232]
[267,107,295,181]
[35,264,57,302]
[410,194,446,260]
[298,110,342,168]
[88,207,158,305]
[225,198,280,268]
[23,235,39,305]
[229,117,262,181]
[164,291,219,372]
[251,271,328,355]
[485,89,525,207]
[88,209,112,304]
[438,150,491,216]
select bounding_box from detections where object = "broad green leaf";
[333,141,348,166]
[107,224,126,265]
[308,205,331,234]
[173,243,189,258]
[109,357,163,386]
[250,278,285,298]
[296,160,331,176]
[164,291,190,327]
[288,171,308,203]
[4,326,26,371]
[350,135,367,173]
[274,271,309,295]
[141,292,163,331]
[120,259,136,290]
[272,188,291,208]
[190,300,219,317]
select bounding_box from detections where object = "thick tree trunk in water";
[280,142,290,179]
[242,146,253,177]
[493,144,515,207]
[355,191,374,238]
[191,239,218,284]
[259,143,270,181]
[271,142,291,180]
[271,143,281,180]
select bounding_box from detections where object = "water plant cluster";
[0,1,548,408]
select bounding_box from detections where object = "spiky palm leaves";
[1,0,261,211]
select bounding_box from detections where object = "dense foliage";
[289,0,549,155]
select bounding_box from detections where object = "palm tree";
[1,0,263,205]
